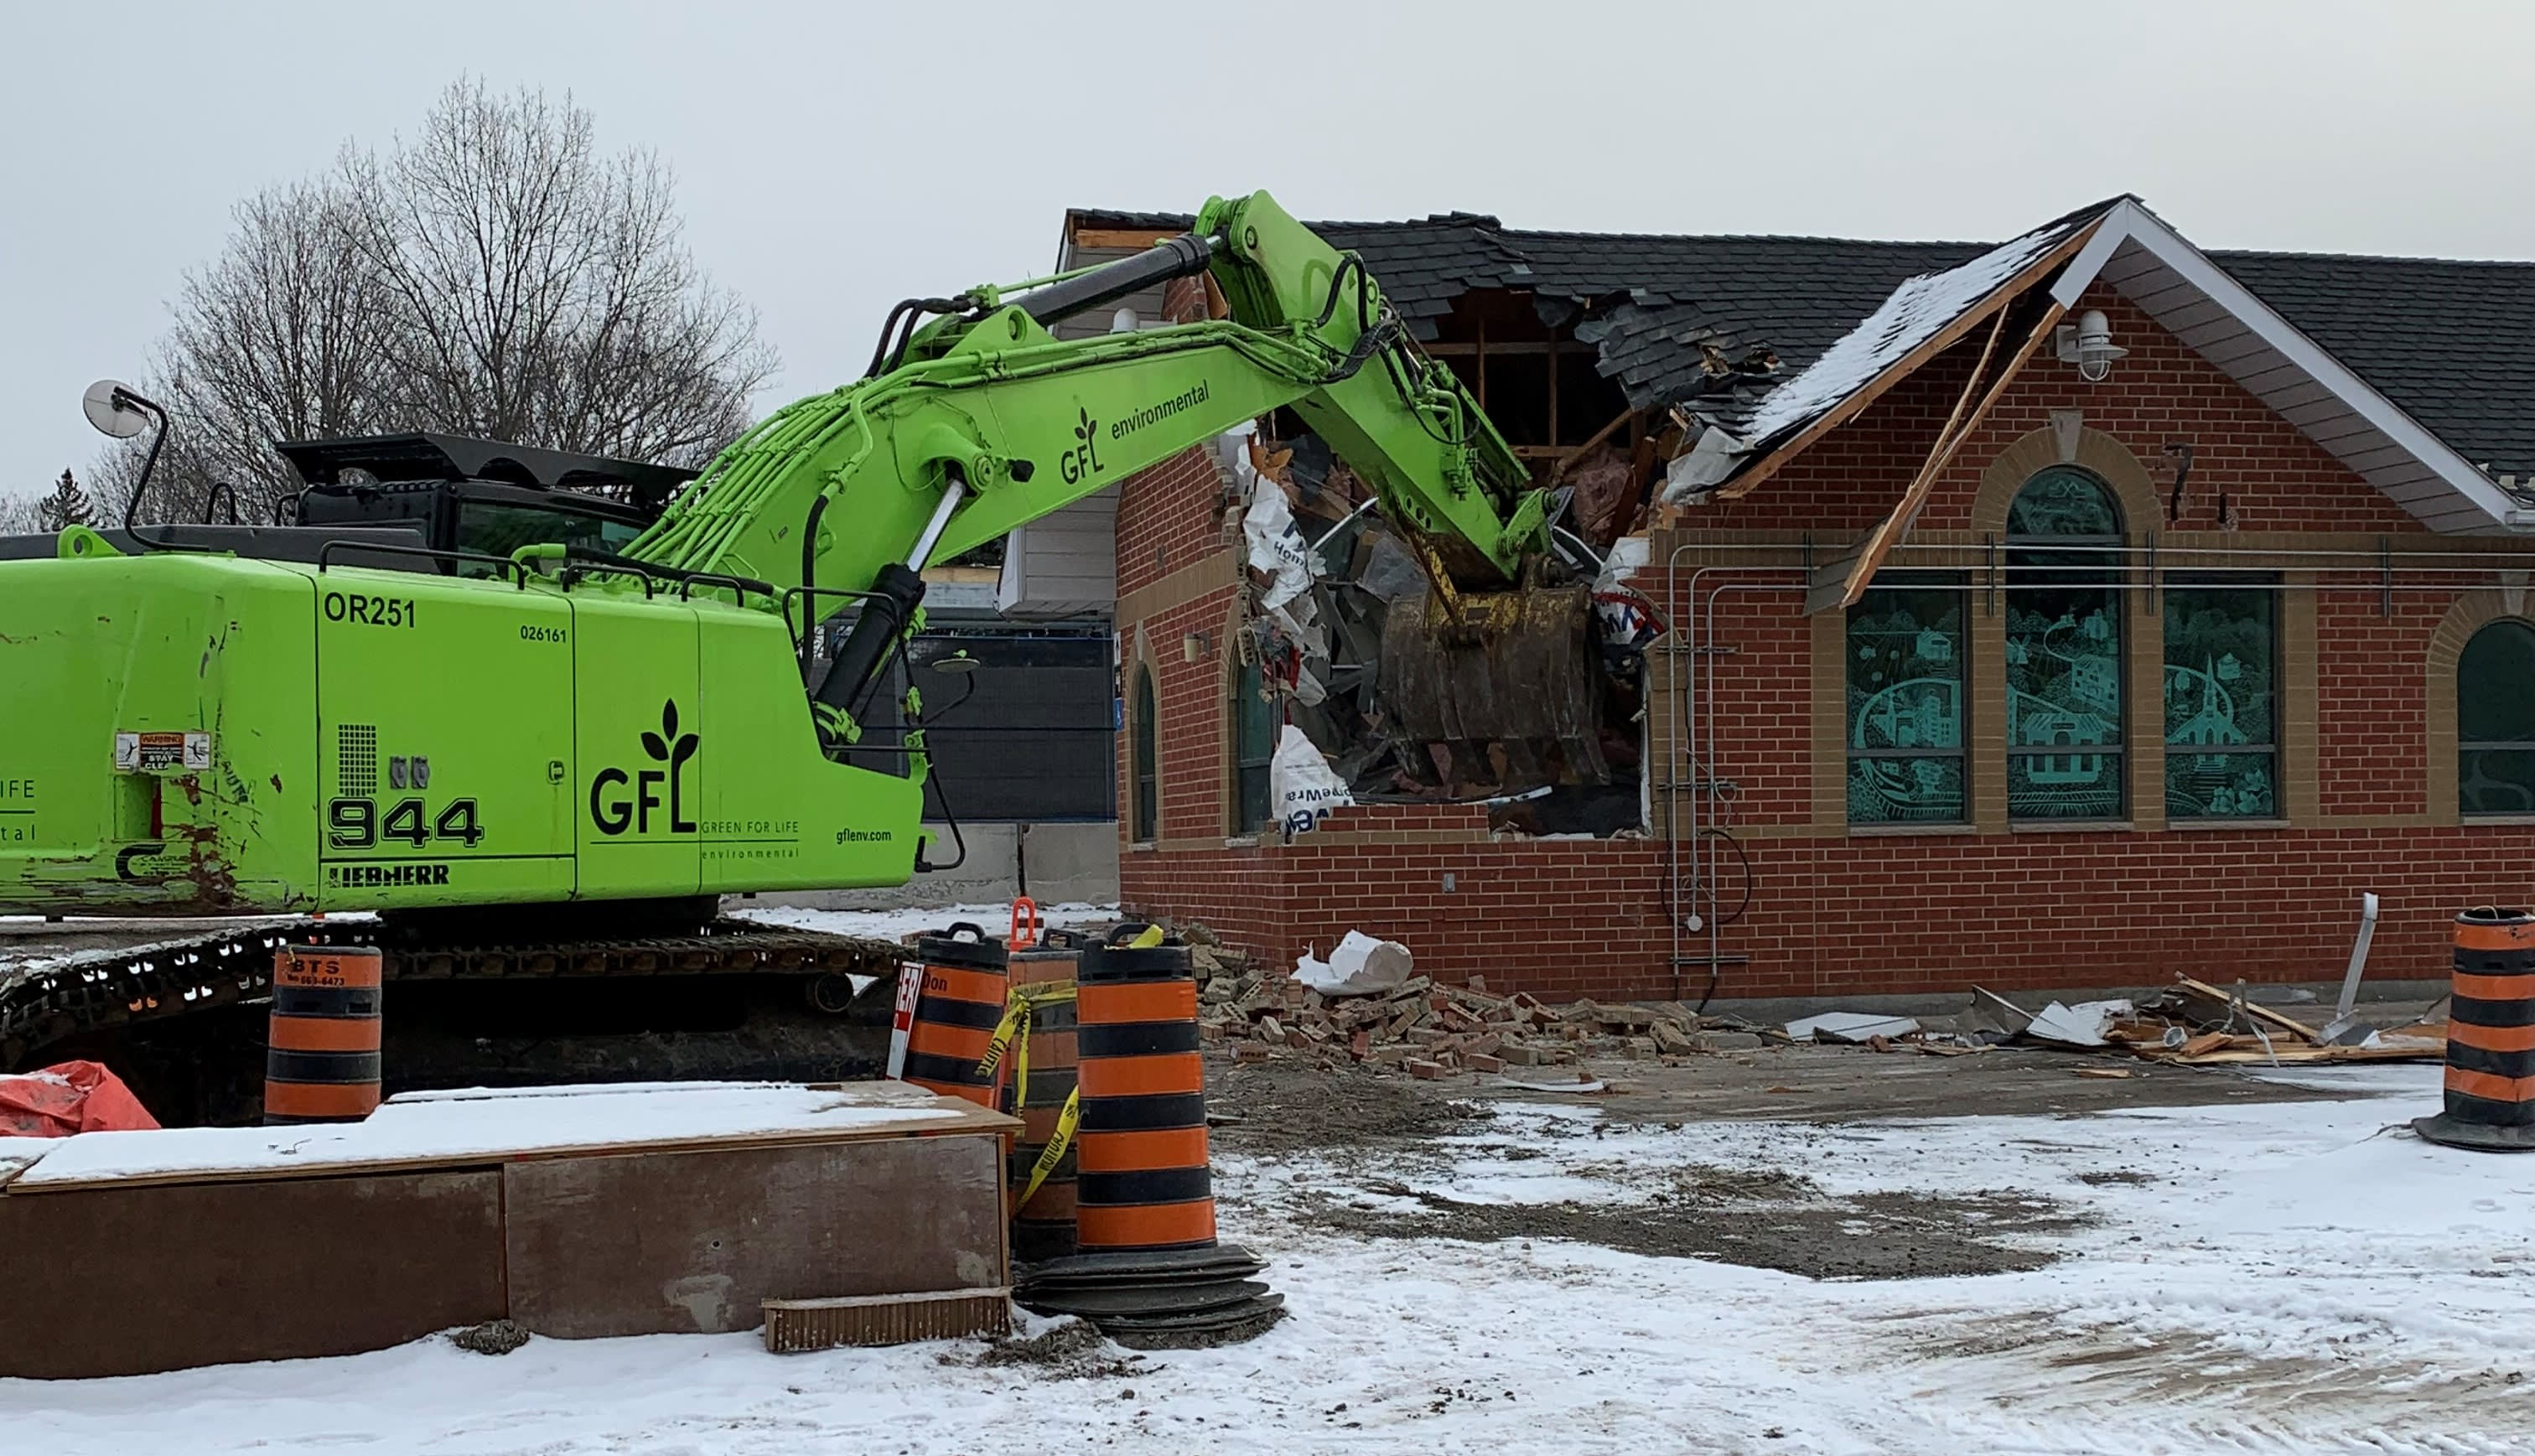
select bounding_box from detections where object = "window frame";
[1130,666,1158,843]
[2004,466,2129,823]
[2160,577,2283,823]
[1845,570,1971,827]
[1229,656,1275,836]
[2457,617,2535,818]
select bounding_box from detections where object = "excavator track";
[0,919,913,1124]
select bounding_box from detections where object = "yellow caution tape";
[1019,1087,1081,1208]
[975,997,1029,1086]
[975,979,1080,1105]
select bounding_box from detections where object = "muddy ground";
[1205,1043,2353,1281]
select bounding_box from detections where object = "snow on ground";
[7,1065,2530,1455]
[729,900,1117,944]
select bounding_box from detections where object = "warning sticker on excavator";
[112,731,210,775]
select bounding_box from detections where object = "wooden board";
[2141,1039,2443,1066]
[0,1169,503,1379]
[2171,977,2328,1044]
[502,1132,1008,1340]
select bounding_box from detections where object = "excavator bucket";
[1377,582,1608,795]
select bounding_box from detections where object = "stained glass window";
[1848,576,1967,824]
[2164,588,2276,819]
[2459,619,2535,816]
[1132,667,1158,842]
[2006,469,2125,821]
[1231,659,1275,834]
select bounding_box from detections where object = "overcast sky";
[4,0,2531,500]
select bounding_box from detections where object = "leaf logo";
[642,700,682,761]
[1061,402,1104,485]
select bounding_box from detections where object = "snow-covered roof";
[1734,220,2086,446]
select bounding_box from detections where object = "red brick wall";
[1717,826,2535,997]
[1114,449,1228,598]
[1123,823,2535,1001]
[1122,585,1245,842]
[1112,278,2535,1000]
[1689,588,1816,828]
[2317,591,2439,818]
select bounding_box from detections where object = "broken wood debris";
[1968,977,2448,1067]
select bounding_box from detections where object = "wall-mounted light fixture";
[1182,631,1211,663]
[2054,308,2128,382]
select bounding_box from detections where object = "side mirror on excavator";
[81,379,152,439]
[80,380,174,545]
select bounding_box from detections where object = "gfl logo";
[591,700,699,835]
[1059,403,1104,485]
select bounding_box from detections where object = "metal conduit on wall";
[1655,539,2535,1003]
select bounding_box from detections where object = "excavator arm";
[623,193,1559,730]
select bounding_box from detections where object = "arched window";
[2459,619,2535,816]
[1231,657,1275,834]
[1131,666,1158,842]
[2004,467,2125,821]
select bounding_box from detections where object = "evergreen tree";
[35,469,92,531]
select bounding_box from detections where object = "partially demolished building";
[1003,199,2535,1002]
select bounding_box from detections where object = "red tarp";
[0,1060,160,1137]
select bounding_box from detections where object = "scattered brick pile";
[1190,940,1763,1080]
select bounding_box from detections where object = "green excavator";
[0,192,1606,1121]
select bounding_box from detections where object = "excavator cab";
[280,433,683,569]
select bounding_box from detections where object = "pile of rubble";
[1189,936,1761,1080]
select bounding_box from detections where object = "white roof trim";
[2052,199,2532,534]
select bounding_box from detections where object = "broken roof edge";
[1681,205,2119,502]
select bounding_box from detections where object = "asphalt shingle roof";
[1069,208,2535,478]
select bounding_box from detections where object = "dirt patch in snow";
[447,1319,529,1356]
[1295,1163,2087,1280]
[951,1318,1142,1381]
[1206,1060,1487,1153]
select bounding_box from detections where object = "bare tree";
[0,494,41,535]
[108,79,775,522]
[346,80,774,472]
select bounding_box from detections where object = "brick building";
[1019,198,2535,1003]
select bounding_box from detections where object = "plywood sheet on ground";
[0,1169,503,1379]
[503,1134,1007,1339]
[8,1081,1013,1191]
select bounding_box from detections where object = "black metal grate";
[338,724,377,796]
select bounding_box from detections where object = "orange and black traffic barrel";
[1013,924,1282,1347]
[1005,929,1085,1265]
[264,944,383,1125]
[1073,927,1216,1251]
[899,924,1009,1108]
[2415,906,2535,1152]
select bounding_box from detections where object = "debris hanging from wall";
[1219,424,1661,831]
